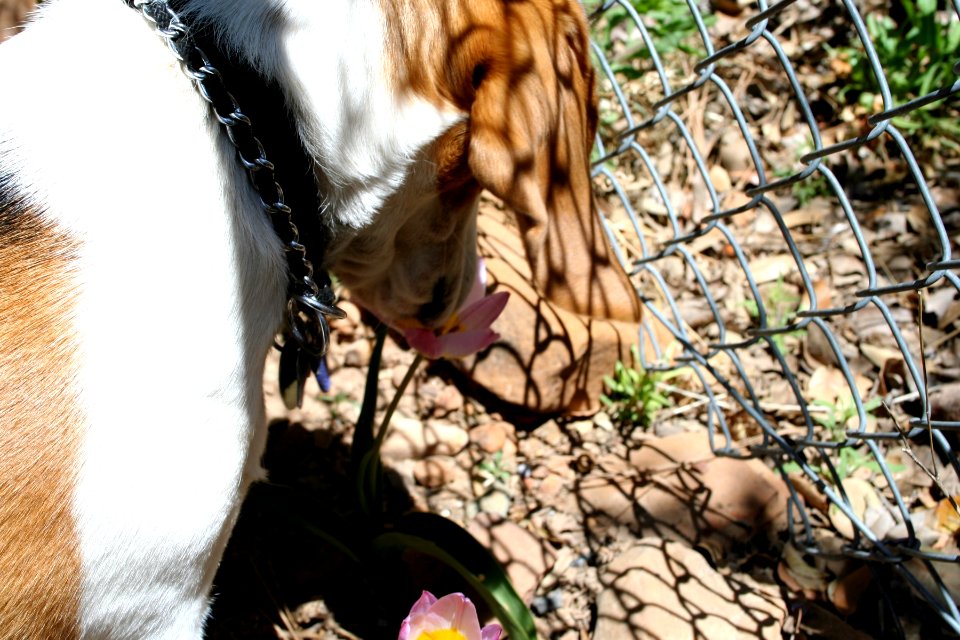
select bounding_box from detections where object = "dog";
[0,0,639,637]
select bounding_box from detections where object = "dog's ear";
[466,0,640,322]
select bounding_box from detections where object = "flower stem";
[372,353,424,455]
[351,324,388,466]
[355,327,424,520]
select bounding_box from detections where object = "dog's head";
[279,0,639,329]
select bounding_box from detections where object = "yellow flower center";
[416,629,467,640]
[439,311,463,335]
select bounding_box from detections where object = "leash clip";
[126,0,345,408]
[281,280,345,409]
[285,285,345,359]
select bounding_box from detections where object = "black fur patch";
[165,3,332,269]
[0,172,29,243]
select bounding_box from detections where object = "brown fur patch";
[378,0,641,323]
[0,196,82,638]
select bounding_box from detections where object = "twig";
[657,396,710,420]
[929,322,960,351]
[883,398,960,519]
[919,292,937,479]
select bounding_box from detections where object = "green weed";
[830,0,960,148]
[601,346,674,429]
[475,451,512,489]
[592,0,711,78]
[774,166,832,207]
[742,276,806,353]
[781,396,903,480]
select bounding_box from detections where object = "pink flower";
[404,260,509,360]
[398,591,502,640]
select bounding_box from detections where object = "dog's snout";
[417,278,452,327]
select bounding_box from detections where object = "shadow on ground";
[205,419,480,640]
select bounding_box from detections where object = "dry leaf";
[925,287,960,330]
[781,543,828,593]
[829,477,882,540]
[827,566,872,615]
[935,497,960,534]
[708,164,732,192]
[783,205,829,229]
[860,343,903,369]
[749,254,795,284]
[807,366,847,404]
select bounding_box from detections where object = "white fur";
[0,0,465,637]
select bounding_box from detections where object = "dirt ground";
[203,277,958,639]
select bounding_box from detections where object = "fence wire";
[588,0,960,634]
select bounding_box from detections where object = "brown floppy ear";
[467,0,640,323]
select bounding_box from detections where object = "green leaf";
[374,512,537,640]
[251,483,363,566]
[916,0,936,16]
[779,461,802,475]
[946,24,960,54]
[351,325,388,515]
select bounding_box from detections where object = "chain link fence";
[587,0,960,634]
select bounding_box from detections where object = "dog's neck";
[171,1,332,272]
[169,0,464,236]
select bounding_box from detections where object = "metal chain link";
[124,0,344,357]
[590,0,960,633]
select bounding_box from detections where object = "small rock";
[467,513,558,601]
[425,419,469,455]
[566,419,593,440]
[413,456,459,489]
[543,455,576,480]
[470,421,510,453]
[577,431,790,556]
[530,589,564,615]
[595,538,786,639]
[532,420,566,447]
[538,473,567,499]
[709,164,733,192]
[343,338,372,368]
[329,300,362,338]
[328,366,367,399]
[433,384,464,416]
[381,417,469,461]
[541,510,580,542]
[381,339,414,369]
[518,434,550,460]
[593,411,614,432]
[477,490,512,518]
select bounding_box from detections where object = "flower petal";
[434,329,500,359]
[426,593,483,640]
[457,291,510,333]
[398,591,440,640]
[409,591,439,616]
[480,624,503,640]
[461,257,489,311]
[404,328,444,360]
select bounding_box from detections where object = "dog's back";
[0,0,637,637]
[0,2,288,637]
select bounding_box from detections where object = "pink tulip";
[398,591,502,640]
[404,260,509,360]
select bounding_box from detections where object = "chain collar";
[125,0,344,367]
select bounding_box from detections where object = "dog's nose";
[417,278,452,328]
